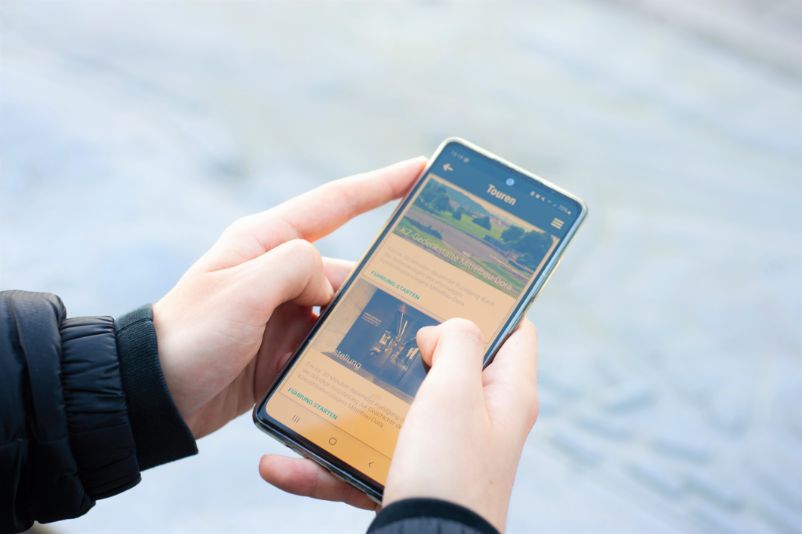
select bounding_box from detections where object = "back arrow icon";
[443,163,453,172]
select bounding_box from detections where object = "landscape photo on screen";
[394,175,559,297]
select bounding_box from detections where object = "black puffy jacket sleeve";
[0,291,196,533]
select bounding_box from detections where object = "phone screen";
[258,140,583,489]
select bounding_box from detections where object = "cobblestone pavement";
[2,2,801,533]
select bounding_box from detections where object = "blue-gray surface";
[2,2,801,533]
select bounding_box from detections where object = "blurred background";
[2,1,801,533]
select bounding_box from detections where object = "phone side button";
[536,256,564,299]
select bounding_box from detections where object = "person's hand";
[259,318,539,526]
[152,157,426,438]
[383,318,538,531]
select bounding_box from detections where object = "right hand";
[382,318,540,532]
[259,319,539,527]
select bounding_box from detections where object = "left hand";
[152,157,426,439]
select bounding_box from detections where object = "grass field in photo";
[393,178,557,297]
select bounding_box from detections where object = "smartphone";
[253,138,587,502]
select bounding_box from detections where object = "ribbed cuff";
[115,305,197,469]
[369,498,499,534]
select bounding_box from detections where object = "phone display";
[254,138,586,500]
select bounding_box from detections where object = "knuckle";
[283,238,318,256]
[515,318,536,341]
[522,387,540,427]
[280,239,322,268]
[442,318,483,343]
[524,318,537,336]
[224,215,253,236]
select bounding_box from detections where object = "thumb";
[416,318,485,396]
[235,239,334,313]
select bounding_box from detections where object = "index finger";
[258,454,378,511]
[246,156,426,253]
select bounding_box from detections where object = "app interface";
[263,144,581,485]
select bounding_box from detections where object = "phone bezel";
[253,137,588,503]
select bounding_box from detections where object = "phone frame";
[253,137,588,503]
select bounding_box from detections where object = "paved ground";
[2,2,801,533]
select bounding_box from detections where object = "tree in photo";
[472,215,491,229]
[433,193,451,213]
[419,183,451,215]
[514,231,552,270]
[501,225,525,243]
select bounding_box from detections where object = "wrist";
[150,300,187,413]
[115,304,198,468]
[151,299,209,438]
